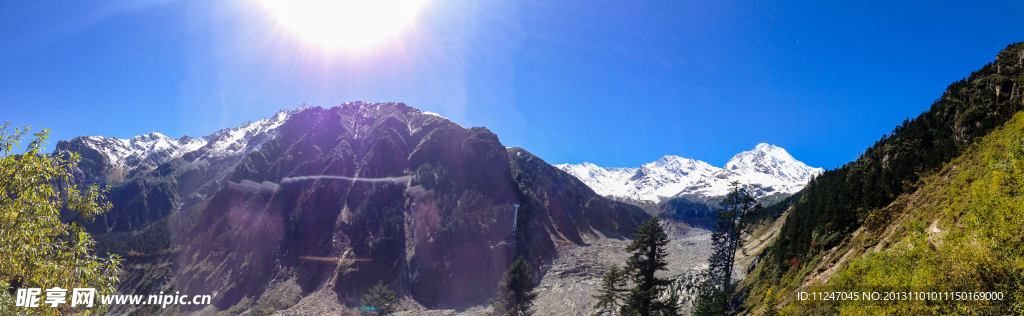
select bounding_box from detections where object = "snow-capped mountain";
[555,156,720,202]
[556,143,823,202]
[66,132,207,172]
[679,143,824,199]
[57,105,311,174]
[54,102,651,312]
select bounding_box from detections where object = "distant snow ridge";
[68,105,310,172]
[417,110,464,128]
[555,143,823,202]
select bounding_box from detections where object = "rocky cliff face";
[55,107,310,233]
[57,102,648,313]
[508,147,649,249]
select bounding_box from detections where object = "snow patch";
[66,105,311,172]
[557,143,823,202]
[418,110,464,128]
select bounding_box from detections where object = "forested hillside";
[756,103,1024,315]
[745,41,1024,313]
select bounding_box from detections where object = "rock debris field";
[398,225,725,316]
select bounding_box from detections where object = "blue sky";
[2,0,1023,169]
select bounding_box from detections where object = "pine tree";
[691,279,726,316]
[693,182,761,315]
[490,256,539,316]
[360,281,398,315]
[591,265,628,316]
[621,217,679,316]
[761,289,778,316]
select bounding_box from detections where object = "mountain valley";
[49,41,1024,315]
[58,102,652,315]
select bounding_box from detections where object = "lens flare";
[258,0,429,49]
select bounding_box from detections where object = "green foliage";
[761,289,778,316]
[752,193,798,224]
[216,296,253,316]
[692,279,726,316]
[247,279,302,316]
[772,41,1024,268]
[760,108,1024,315]
[490,256,539,316]
[592,265,628,316]
[0,123,122,315]
[751,41,1024,310]
[360,281,397,315]
[816,113,1024,315]
[591,219,680,316]
[92,218,172,256]
[695,184,761,315]
[621,217,679,316]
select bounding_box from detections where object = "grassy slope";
[738,41,1024,315]
[763,41,1024,284]
[746,111,1024,315]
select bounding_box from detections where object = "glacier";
[555,143,824,202]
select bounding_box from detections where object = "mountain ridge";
[53,101,650,314]
[55,105,311,181]
[555,143,823,203]
[741,40,1024,315]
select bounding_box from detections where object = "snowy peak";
[56,105,311,174]
[200,106,307,157]
[556,156,722,203]
[415,108,464,128]
[683,143,824,199]
[557,144,823,202]
[724,143,821,182]
[69,133,206,172]
[724,143,794,170]
[553,162,639,199]
[642,155,718,175]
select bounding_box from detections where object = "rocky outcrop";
[58,102,650,313]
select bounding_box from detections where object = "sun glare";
[258,0,429,49]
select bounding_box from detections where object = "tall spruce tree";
[692,279,726,316]
[360,281,398,315]
[694,182,762,315]
[621,217,679,316]
[490,256,539,316]
[591,265,628,316]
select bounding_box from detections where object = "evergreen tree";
[621,217,679,316]
[765,42,1024,283]
[360,280,397,315]
[694,182,761,315]
[0,124,121,315]
[761,289,778,316]
[692,278,726,316]
[490,256,539,316]
[591,265,628,316]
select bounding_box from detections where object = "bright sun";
[258,0,429,49]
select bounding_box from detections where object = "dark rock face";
[167,103,650,309]
[59,102,650,311]
[508,148,648,244]
[656,196,716,228]
[54,138,111,183]
[57,144,246,234]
